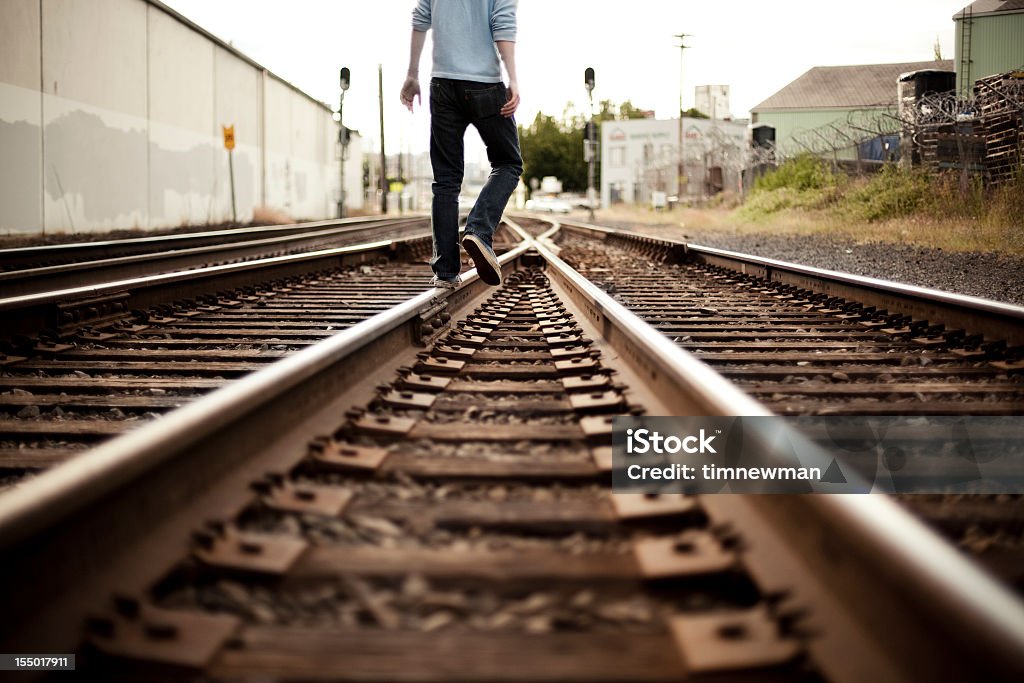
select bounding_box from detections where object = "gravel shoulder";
[588,216,1024,307]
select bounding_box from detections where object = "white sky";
[162,0,970,159]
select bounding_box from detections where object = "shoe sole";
[462,235,502,285]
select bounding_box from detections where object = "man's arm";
[496,40,519,118]
[400,29,427,112]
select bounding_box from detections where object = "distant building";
[695,85,731,120]
[954,1,1024,97]
[750,60,953,161]
[600,117,747,207]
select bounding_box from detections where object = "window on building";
[609,146,626,167]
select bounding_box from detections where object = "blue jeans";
[429,78,523,279]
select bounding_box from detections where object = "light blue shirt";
[412,0,517,83]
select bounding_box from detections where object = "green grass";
[733,156,1023,252]
[724,156,1019,254]
[737,155,841,221]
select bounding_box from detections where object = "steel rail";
[0,216,430,298]
[0,235,430,341]
[0,214,425,270]
[529,224,1024,683]
[2,217,1022,679]
[548,216,1024,348]
[0,234,531,651]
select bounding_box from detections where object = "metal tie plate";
[668,607,801,672]
[433,344,477,359]
[353,414,418,436]
[466,317,504,328]
[193,528,308,575]
[382,390,438,409]
[554,357,599,373]
[399,374,452,392]
[551,345,592,359]
[261,482,354,516]
[448,334,488,346]
[610,493,697,519]
[311,442,390,471]
[568,390,625,411]
[545,333,585,346]
[579,415,615,438]
[633,534,735,579]
[88,603,239,669]
[562,375,612,391]
[416,357,466,373]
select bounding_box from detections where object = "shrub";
[738,155,841,219]
[838,165,931,222]
[754,154,838,192]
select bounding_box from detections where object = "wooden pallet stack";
[915,121,986,174]
[975,70,1024,185]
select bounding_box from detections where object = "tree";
[518,112,586,191]
[519,100,652,193]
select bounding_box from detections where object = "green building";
[751,61,952,161]
[954,1,1024,97]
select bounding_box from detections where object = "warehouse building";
[600,116,747,207]
[954,1,1024,97]
[750,60,954,161]
[0,0,359,235]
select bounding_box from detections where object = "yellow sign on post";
[223,124,237,223]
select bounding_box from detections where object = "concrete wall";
[0,0,349,235]
[0,0,44,233]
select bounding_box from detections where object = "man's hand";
[400,76,421,112]
[500,80,519,118]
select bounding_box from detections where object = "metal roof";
[954,1,1024,19]
[752,60,955,112]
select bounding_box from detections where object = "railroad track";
[0,226,467,488]
[538,215,1024,589]
[0,215,430,297]
[546,219,1024,416]
[1,219,1022,681]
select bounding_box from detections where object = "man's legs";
[428,79,469,280]
[466,96,524,251]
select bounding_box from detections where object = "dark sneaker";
[430,275,461,290]
[462,234,502,285]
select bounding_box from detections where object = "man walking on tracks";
[401,0,523,289]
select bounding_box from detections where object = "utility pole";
[378,64,387,214]
[674,33,690,204]
[584,67,596,222]
[337,67,350,219]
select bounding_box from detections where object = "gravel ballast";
[591,220,1024,306]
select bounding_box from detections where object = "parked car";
[525,196,571,214]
